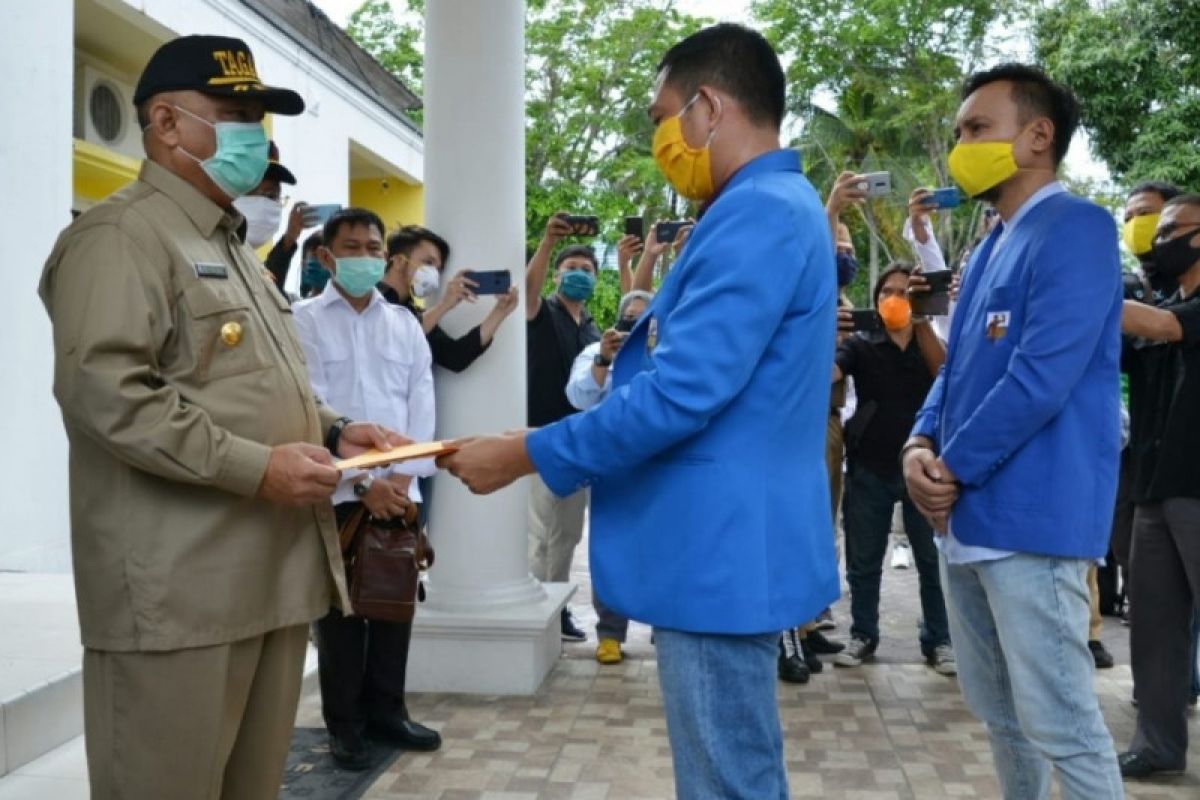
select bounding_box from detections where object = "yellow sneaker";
[595,638,623,665]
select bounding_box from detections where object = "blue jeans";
[654,629,786,799]
[843,464,950,655]
[942,552,1123,799]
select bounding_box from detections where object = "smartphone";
[463,270,511,296]
[562,214,599,236]
[614,316,636,333]
[624,216,644,239]
[849,309,882,333]
[860,172,892,199]
[923,187,961,210]
[655,220,688,243]
[911,269,953,316]
[303,203,342,226]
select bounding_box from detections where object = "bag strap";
[338,505,368,553]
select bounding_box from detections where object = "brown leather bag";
[337,500,434,623]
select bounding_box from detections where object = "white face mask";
[233,195,283,249]
[411,264,441,299]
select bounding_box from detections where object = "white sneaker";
[891,542,912,570]
[929,643,957,676]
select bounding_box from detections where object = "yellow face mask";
[1122,213,1160,256]
[653,93,717,202]
[947,140,1020,199]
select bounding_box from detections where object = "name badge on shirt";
[646,316,659,353]
[986,310,1010,341]
[193,262,229,279]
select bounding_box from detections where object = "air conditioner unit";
[76,64,142,161]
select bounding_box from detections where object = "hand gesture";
[672,221,694,253]
[545,212,574,244]
[437,433,534,495]
[908,188,934,225]
[285,201,309,243]
[493,286,519,317]
[599,329,625,361]
[336,423,411,460]
[440,270,478,310]
[826,171,868,216]
[359,473,413,520]
[902,447,960,532]
[836,308,855,335]
[257,443,340,506]
[617,234,643,271]
[645,223,671,258]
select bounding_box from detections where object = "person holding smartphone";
[379,225,519,373]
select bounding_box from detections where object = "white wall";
[0,0,423,571]
[0,2,76,572]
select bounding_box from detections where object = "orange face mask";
[878,295,912,331]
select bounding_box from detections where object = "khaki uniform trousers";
[83,623,309,800]
[528,473,589,583]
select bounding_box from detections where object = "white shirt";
[566,342,610,411]
[292,284,436,505]
[903,215,954,342]
[940,182,1066,565]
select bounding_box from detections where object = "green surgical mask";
[333,256,386,298]
[174,105,270,199]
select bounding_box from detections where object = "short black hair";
[657,23,786,129]
[1128,181,1181,204]
[554,244,598,272]
[873,262,913,307]
[301,230,323,256]
[386,225,451,267]
[323,207,385,246]
[136,101,151,130]
[961,63,1080,166]
[1163,193,1200,213]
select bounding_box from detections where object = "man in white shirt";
[292,208,439,771]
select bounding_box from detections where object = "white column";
[0,1,74,572]
[409,0,572,695]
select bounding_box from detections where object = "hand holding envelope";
[334,440,460,471]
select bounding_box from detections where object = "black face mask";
[1151,228,1200,280]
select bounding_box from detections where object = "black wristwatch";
[593,352,613,368]
[325,416,352,454]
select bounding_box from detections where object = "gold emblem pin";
[220,322,243,347]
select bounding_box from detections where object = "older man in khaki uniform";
[39,35,403,800]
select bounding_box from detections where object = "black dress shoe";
[367,716,443,751]
[805,629,845,655]
[777,653,810,684]
[1118,750,1184,779]
[1088,639,1115,669]
[328,729,373,771]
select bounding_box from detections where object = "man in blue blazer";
[902,64,1124,799]
[442,24,838,799]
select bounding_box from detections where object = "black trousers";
[315,502,414,735]
[1128,498,1200,767]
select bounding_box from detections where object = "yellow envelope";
[334,441,459,471]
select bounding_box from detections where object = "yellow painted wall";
[349,178,424,230]
[73,139,139,203]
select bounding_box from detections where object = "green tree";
[752,0,1015,301]
[345,0,708,325]
[1034,0,1200,189]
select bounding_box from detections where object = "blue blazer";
[912,191,1122,558]
[526,150,839,634]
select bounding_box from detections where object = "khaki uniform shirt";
[39,160,350,652]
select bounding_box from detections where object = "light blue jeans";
[654,629,787,800]
[941,552,1123,799]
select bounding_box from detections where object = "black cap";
[263,141,297,185]
[134,35,304,115]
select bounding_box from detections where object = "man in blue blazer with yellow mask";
[441,23,838,800]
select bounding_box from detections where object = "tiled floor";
[4,537,1198,798]
[290,536,1200,799]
